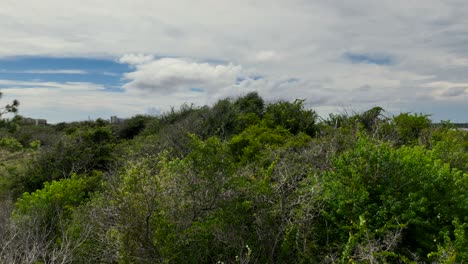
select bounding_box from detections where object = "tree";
[0,91,19,117]
[393,112,431,145]
[358,106,385,132]
[264,99,318,136]
[114,115,154,139]
[234,92,265,117]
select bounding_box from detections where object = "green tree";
[234,91,265,117]
[114,115,154,139]
[264,99,318,136]
[358,106,385,132]
[0,91,19,117]
[393,112,431,145]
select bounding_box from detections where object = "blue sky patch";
[286,78,300,83]
[0,56,129,87]
[236,75,263,84]
[343,52,394,65]
[190,87,204,92]
[236,77,246,84]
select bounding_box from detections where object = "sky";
[0,0,467,123]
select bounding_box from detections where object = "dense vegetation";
[0,92,467,263]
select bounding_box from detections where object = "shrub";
[0,137,23,152]
[321,137,468,262]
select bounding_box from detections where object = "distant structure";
[110,116,126,124]
[22,117,47,126]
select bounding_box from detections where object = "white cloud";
[426,81,468,89]
[1,0,468,121]
[425,81,468,98]
[118,54,155,66]
[121,57,242,94]
[0,80,152,123]
[440,87,467,97]
[102,72,119,76]
[0,69,88,74]
[0,80,104,91]
[254,50,278,62]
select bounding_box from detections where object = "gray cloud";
[1,0,468,121]
[441,87,467,97]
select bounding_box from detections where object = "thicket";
[0,92,467,263]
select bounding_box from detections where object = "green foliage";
[29,139,41,150]
[322,113,353,129]
[234,91,265,117]
[114,115,154,139]
[1,95,467,263]
[431,128,468,173]
[13,173,100,239]
[202,93,264,139]
[0,91,19,116]
[0,115,21,133]
[439,120,456,130]
[264,99,318,136]
[229,124,291,162]
[393,112,431,145]
[0,136,23,152]
[358,106,385,131]
[12,122,58,147]
[14,176,90,219]
[7,126,116,196]
[321,137,468,262]
[78,135,241,263]
[203,98,238,138]
[106,155,168,262]
[428,218,468,263]
[160,103,203,126]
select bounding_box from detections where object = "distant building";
[22,117,47,126]
[110,116,126,124]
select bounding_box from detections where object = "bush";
[264,99,318,136]
[0,137,23,152]
[9,126,115,195]
[321,137,468,262]
[114,115,155,139]
[431,128,468,173]
[393,112,431,145]
[229,124,291,162]
[14,173,99,238]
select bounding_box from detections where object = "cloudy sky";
[0,0,467,123]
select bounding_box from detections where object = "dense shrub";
[320,137,468,262]
[0,137,23,152]
[264,99,318,136]
[1,95,467,263]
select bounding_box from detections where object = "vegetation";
[0,92,467,263]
